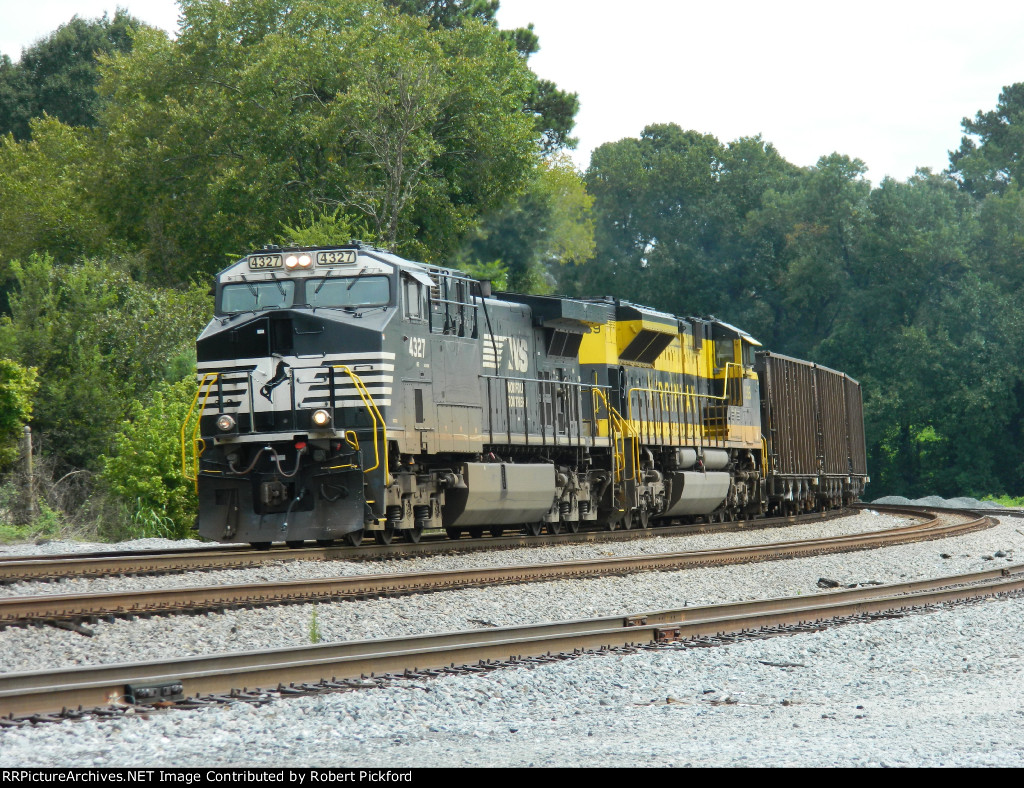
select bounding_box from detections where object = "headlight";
[298,253,312,268]
[285,254,299,269]
[311,409,332,428]
[216,414,236,432]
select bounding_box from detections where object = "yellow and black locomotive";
[184,243,868,547]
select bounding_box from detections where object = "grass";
[981,494,1024,507]
[309,605,322,644]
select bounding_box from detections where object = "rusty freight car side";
[756,352,868,513]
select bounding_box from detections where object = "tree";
[0,359,38,469]
[458,153,594,293]
[383,0,579,151]
[0,11,145,140]
[0,116,110,268]
[95,0,539,281]
[949,83,1024,197]
[568,124,800,323]
[0,254,211,469]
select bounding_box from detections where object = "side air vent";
[620,330,674,364]
[545,328,584,358]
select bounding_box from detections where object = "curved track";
[3,559,1022,723]
[0,509,852,584]
[0,506,996,626]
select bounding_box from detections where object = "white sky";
[2,0,1023,185]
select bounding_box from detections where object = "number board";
[248,254,283,270]
[317,249,358,266]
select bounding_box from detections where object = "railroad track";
[3,560,1022,723]
[0,508,854,584]
[5,502,1008,585]
[0,506,996,626]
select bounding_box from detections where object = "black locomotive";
[184,243,868,547]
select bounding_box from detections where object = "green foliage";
[0,359,38,468]
[459,260,508,291]
[309,605,322,644]
[950,83,1024,197]
[459,154,594,293]
[0,253,211,468]
[383,0,577,152]
[567,119,1024,500]
[98,378,199,540]
[0,10,145,140]
[0,116,111,266]
[277,208,377,249]
[981,494,1024,507]
[95,0,540,281]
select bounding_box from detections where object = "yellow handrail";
[591,388,638,483]
[332,365,389,484]
[181,373,220,490]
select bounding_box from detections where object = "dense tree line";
[0,0,1022,537]
[559,89,1024,499]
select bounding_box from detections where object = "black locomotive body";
[185,243,868,547]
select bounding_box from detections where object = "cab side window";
[404,276,424,321]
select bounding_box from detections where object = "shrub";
[99,377,198,539]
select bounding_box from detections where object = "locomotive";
[183,243,868,548]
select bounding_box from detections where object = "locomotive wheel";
[489,526,505,538]
[524,521,544,537]
[445,527,462,540]
[286,540,305,549]
[344,530,364,547]
[469,527,484,539]
[404,525,423,544]
[250,542,272,551]
[375,523,396,545]
[638,508,651,529]
[564,519,580,534]
[621,509,637,530]
[548,520,565,536]
[316,539,335,547]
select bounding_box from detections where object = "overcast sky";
[3,0,1023,185]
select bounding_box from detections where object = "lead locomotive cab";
[186,243,406,548]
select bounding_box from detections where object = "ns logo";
[483,334,529,373]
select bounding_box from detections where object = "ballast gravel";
[2,594,1023,767]
[0,509,918,598]
[1,505,1023,766]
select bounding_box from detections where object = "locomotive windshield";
[221,280,296,313]
[307,275,391,309]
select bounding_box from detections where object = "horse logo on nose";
[260,360,289,401]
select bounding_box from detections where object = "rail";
[4,547,1018,721]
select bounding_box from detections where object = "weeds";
[982,494,1024,507]
[309,605,322,644]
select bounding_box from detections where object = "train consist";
[184,243,868,547]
